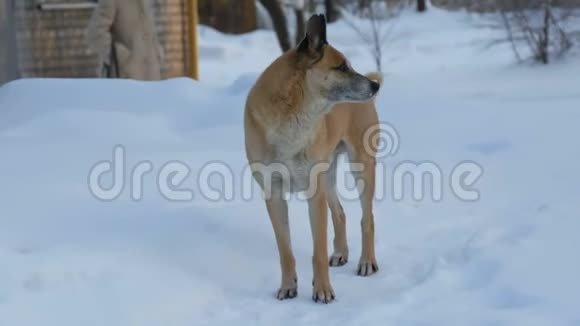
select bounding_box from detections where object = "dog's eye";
[334,62,349,73]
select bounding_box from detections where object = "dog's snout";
[370,80,380,94]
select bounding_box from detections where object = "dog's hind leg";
[326,152,349,267]
[265,192,298,300]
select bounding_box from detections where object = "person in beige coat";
[87,0,164,80]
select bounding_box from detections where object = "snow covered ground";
[1,7,580,326]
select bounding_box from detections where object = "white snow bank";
[1,7,580,326]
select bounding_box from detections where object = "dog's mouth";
[344,91,378,102]
[346,80,380,102]
[343,95,361,102]
[343,94,372,102]
[329,78,381,103]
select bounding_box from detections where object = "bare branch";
[500,10,523,62]
[339,1,404,72]
[479,0,574,64]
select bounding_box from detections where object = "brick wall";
[155,0,192,78]
[12,0,191,79]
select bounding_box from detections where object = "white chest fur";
[259,98,333,193]
[266,116,320,193]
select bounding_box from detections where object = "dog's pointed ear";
[297,14,328,56]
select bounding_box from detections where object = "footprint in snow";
[466,140,511,156]
[376,247,437,293]
[486,286,539,310]
[461,258,502,291]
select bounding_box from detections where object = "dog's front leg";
[265,190,297,300]
[308,173,335,303]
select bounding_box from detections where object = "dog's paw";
[276,277,298,300]
[357,259,379,277]
[312,281,335,304]
[329,252,348,267]
[277,286,297,300]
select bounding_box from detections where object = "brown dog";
[244,14,381,303]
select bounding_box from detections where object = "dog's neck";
[253,52,335,155]
[265,84,331,158]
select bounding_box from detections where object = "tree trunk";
[295,8,305,46]
[540,5,550,64]
[325,0,339,23]
[259,0,292,52]
[358,0,370,11]
[417,0,427,12]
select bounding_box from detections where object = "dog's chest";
[268,128,317,192]
[282,151,313,192]
[262,109,330,192]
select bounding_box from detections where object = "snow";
[1,7,580,326]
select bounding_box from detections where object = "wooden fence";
[199,0,256,34]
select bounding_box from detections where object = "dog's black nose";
[370,80,380,93]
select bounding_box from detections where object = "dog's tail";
[366,72,383,86]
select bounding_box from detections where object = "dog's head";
[296,14,380,103]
